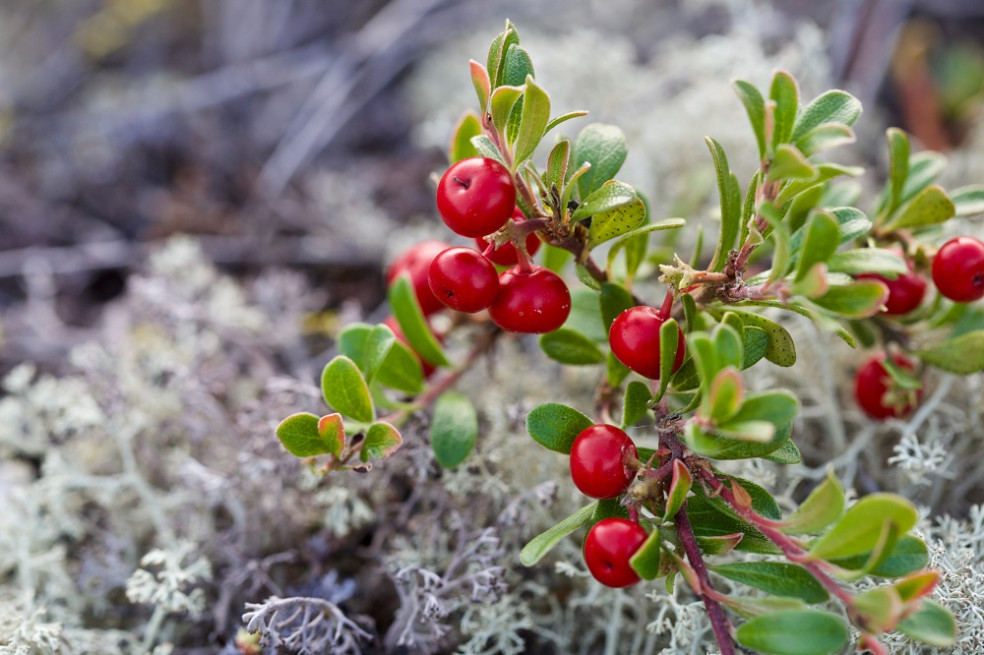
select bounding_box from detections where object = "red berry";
[570,425,638,499]
[475,207,542,266]
[436,157,516,238]
[857,251,927,315]
[583,518,648,588]
[932,236,984,302]
[854,353,921,420]
[488,266,571,334]
[427,247,499,313]
[387,241,451,316]
[382,316,439,378]
[609,305,686,379]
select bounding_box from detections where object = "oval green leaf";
[322,355,374,423]
[736,609,848,655]
[388,276,450,367]
[520,502,597,566]
[714,562,829,604]
[360,421,402,462]
[526,403,594,454]
[809,493,918,561]
[276,412,330,457]
[539,328,605,365]
[430,391,478,468]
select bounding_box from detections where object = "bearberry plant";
[276,20,984,655]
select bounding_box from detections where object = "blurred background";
[1,0,983,369]
[2,1,984,653]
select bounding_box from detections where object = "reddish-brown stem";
[691,462,855,606]
[674,506,737,655]
[381,325,502,426]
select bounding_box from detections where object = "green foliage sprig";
[275,19,984,655]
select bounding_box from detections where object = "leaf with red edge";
[317,413,345,457]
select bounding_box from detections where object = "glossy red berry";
[583,518,648,588]
[488,266,571,334]
[436,157,516,238]
[857,252,927,315]
[427,247,499,313]
[932,236,984,302]
[570,425,638,499]
[475,207,542,266]
[609,305,686,379]
[854,353,921,420]
[382,316,439,378]
[386,241,451,316]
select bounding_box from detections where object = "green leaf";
[572,180,637,221]
[780,470,844,535]
[852,585,904,633]
[811,280,889,318]
[628,529,663,580]
[795,123,855,157]
[720,596,806,620]
[716,475,783,520]
[544,110,589,135]
[887,127,910,214]
[564,288,607,341]
[489,84,523,133]
[573,124,627,199]
[705,137,742,272]
[809,493,918,560]
[376,340,424,394]
[951,184,984,216]
[360,421,402,461]
[276,412,333,458]
[791,90,862,141]
[721,310,796,367]
[449,111,482,163]
[607,351,631,387]
[318,413,346,457]
[656,318,682,401]
[322,356,374,423]
[826,248,907,277]
[884,185,955,230]
[696,533,745,555]
[767,145,815,182]
[730,390,799,427]
[389,276,449,367]
[469,60,490,110]
[430,392,478,468]
[606,219,686,271]
[514,75,550,166]
[599,282,634,331]
[762,439,801,464]
[897,600,957,647]
[738,326,767,369]
[900,151,947,206]
[736,609,849,655]
[914,330,984,374]
[575,262,602,291]
[587,196,647,248]
[663,460,692,522]
[733,79,767,158]
[501,43,534,86]
[364,325,396,383]
[591,496,630,523]
[830,206,873,243]
[539,328,605,365]
[544,140,570,195]
[622,381,652,427]
[689,332,719,397]
[707,367,744,423]
[769,71,799,148]
[714,562,829,604]
[794,211,840,283]
[486,21,519,89]
[520,502,597,566]
[774,163,863,208]
[526,403,594,454]
[469,135,506,165]
[686,494,779,554]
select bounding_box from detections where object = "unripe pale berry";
[609,305,686,379]
[569,424,638,499]
[436,157,516,238]
[488,265,571,334]
[583,518,648,588]
[932,236,984,303]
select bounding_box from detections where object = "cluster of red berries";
[852,236,984,419]
[567,423,649,587]
[386,157,571,337]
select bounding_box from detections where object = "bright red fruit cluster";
[384,157,571,336]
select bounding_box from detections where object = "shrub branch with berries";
[275,20,984,655]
